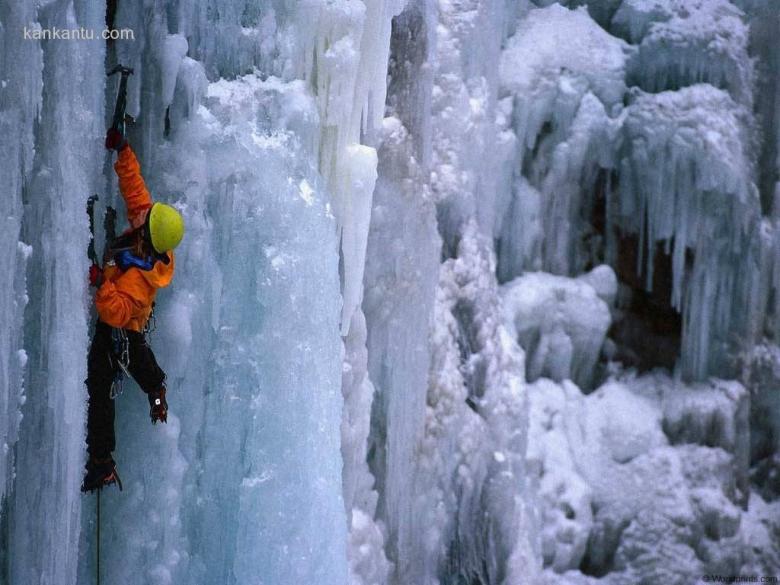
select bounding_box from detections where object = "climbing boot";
[81,456,123,493]
[148,385,168,424]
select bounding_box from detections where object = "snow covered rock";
[501,267,614,388]
[739,492,780,576]
[662,378,749,457]
[498,4,629,277]
[744,344,780,500]
[501,5,628,112]
[526,371,767,582]
[527,379,594,572]
[578,264,619,308]
[613,0,754,106]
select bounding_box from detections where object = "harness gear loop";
[143,302,157,336]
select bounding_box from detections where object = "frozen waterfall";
[1,0,779,584]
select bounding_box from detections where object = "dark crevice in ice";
[608,233,684,372]
[579,510,630,578]
[105,0,117,39]
[454,299,487,401]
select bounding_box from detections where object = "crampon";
[81,457,123,493]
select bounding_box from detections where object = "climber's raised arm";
[105,128,153,228]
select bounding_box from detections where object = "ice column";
[3,2,105,584]
[92,65,351,583]
[0,0,40,511]
[431,0,512,250]
[364,118,440,582]
[291,0,405,334]
[189,76,348,585]
[404,0,542,580]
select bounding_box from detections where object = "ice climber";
[81,127,185,493]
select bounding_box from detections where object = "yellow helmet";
[148,202,185,253]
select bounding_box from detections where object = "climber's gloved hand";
[105,127,127,151]
[89,264,103,287]
[148,386,168,424]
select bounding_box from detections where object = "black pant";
[85,321,165,459]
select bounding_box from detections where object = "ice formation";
[1,0,779,584]
[618,84,767,379]
[422,226,538,585]
[527,374,761,584]
[501,267,615,388]
[497,4,628,279]
[613,0,755,106]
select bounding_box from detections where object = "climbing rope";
[96,489,101,585]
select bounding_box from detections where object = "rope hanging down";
[96,489,101,585]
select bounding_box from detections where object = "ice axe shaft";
[86,194,99,265]
[107,64,134,135]
[103,206,117,261]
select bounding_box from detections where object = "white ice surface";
[527,371,774,583]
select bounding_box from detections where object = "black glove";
[148,386,168,424]
[89,264,103,287]
[105,127,127,151]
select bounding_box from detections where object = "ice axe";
[86,194,99,266]
[107,64,134,137]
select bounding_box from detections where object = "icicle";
[619,84,763,379]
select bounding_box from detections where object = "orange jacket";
[95,146,175,332]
